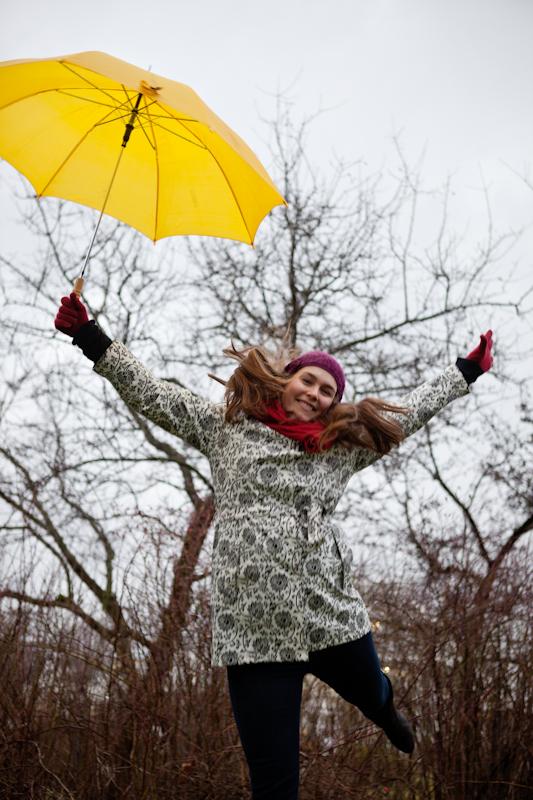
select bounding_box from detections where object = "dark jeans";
[226,632,390,800]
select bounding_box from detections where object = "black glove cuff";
[455,357,484,385]
[72,320,113,363]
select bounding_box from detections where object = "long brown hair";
[218,342,407,455]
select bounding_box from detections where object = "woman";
[54,293,493,800]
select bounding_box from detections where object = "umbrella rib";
[208,149,254,243]
[143,100,160,240]
[158,107,208,148]
[142,102,251,240]
[142,110,199,122]
[120,84,132,105]
[133,112,156,150]
[60,61,122,106]
[55,89,133,111]
[37,101,138,196]
[148,104,210,149]
[117,86,178,123]
[88,97,144,129]
[93,106,153,132]
[120,84,136,110]
[38,128,94,196]
[135,101,207,149]
[130,94,159,150]
[177,119,254,244]
[0,87,130,114]
[56,66,160,160]
[154,105,254,242]
[114,88,158,150]
[0,83,208,151]
[142,118,207,149]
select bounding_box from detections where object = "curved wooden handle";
[72,276,85,296]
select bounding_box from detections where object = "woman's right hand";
[54,293,89,337]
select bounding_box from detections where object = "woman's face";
[281,366,337,421]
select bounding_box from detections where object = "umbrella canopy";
[0,51,286,244]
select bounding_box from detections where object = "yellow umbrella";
[0,51,286,290]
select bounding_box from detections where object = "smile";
[297,399,316,411]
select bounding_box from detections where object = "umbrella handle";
[73,277,85,296]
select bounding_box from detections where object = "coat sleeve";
[93,341,222,456]
[346,363,470,473]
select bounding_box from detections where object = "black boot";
[371,674,415,754]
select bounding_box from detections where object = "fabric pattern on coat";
[94,342,470,666]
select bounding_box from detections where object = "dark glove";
[54,293,111,362]
[456,329,494,385]
[72,320,113,363]
[54,293,89,336]
[466,330,493,372]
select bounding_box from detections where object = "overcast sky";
[1,0,532,283]
[1,1,531,556]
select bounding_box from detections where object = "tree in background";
[0,107,531,799]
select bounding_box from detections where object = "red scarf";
[259,401,335,453]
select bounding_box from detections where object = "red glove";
[466,329,493,372]
[54,293,89,337]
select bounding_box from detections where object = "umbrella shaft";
[122,92,143,148]
[80,146,126,277]
[81,93,143,277]
[80,205,108,278]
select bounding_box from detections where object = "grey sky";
[1,0,532,271]
[1,0,531,567]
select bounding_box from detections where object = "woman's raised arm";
[54,293,222,456]
[348,330,494,473]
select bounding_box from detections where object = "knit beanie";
[284,351,346,401]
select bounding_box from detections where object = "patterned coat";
[94,342,470,667]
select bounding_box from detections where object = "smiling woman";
[222,342,408,454]
[54,292,493,800]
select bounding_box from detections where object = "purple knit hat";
[284,351,346,401]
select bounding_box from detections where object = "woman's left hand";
[465,330,493,372]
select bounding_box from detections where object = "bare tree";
[0,106,531,798]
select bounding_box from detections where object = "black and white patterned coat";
[94,342,470,667]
